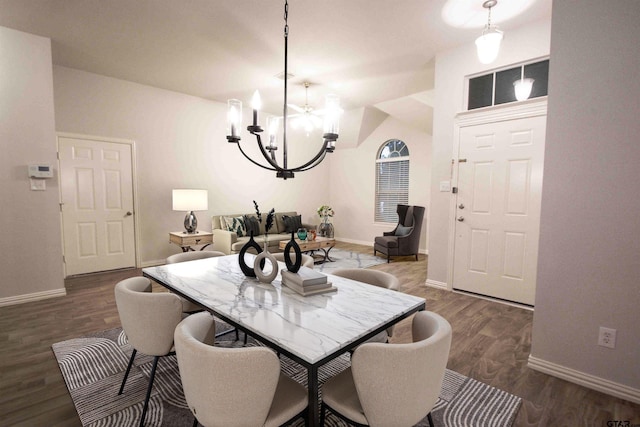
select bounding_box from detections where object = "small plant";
[265,208,275,234]
[253,200,262,223]
[253,200,275,234]
[317,205,334,223]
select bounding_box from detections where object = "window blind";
[375,159,409,223]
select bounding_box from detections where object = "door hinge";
[452,187,458,194]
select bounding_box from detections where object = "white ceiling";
[0,0,552,133]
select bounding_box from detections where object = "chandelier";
[226,0,341,180]
[475,0,503,64]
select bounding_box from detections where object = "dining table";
[142,254,425,426]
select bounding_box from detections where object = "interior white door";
[59,136,136,276]
[452,115,546,305]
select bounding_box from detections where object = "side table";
[169,231,213,252]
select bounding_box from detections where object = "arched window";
[375,139,409,222]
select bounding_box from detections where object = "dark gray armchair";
[374,204,425,263]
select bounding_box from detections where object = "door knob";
[125,211,133,217]
[458,203,465,209]
[457,216,464,222]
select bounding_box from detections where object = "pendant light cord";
[283,0,289,169]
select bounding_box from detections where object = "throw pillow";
[219,215,228,229]
[243,215,261,237]
[395,225,413,237]
[224,216,246,237]
[282,214,302,233]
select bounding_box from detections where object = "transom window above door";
[467,58,549,110]
[375,139,410,223]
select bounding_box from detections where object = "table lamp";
[172,189,208,234]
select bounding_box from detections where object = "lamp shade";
[227,99,242,138]
[513,78,535,101]
[172,189,208,211]
[475,28,503,64]
[323,94,341,135]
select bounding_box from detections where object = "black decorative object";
[238,232,264,277]
[283,231,302,273]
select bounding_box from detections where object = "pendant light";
[475,0,503,64]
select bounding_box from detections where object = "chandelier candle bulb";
[227,99,242,141]
[323,94,341,136]
[251,90,261,126]
[267,116,279,149]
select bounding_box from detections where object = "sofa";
[211,211,316,254]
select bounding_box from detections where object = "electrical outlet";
[598,327,616,349]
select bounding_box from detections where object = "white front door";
[59,135,136,276]
[452,109,546,306]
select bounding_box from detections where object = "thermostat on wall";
[28,164,53,178]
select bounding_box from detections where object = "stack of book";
[281,267,337,296]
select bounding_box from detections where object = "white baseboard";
[528,355,640,404]
[425,279,448,290]
[0,288,67,307]
[141,259,165,268]
[336,237,428,255]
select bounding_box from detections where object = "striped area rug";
[52,328,521,427]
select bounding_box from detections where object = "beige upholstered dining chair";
[174,312,308,427]
[166,250,226,264]
[114,276,184,427]
[272,252,315,269]
[320,311,452,427]
[166,250,225,313]
[332,268,400,343]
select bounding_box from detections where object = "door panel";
[453,115,546,305]
[59,136,135,276]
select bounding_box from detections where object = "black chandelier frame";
[226,0,339,180]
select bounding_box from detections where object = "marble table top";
[143,254,425,365]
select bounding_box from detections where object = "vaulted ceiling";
[0,0,552,134]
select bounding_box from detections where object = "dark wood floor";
[1,242,638,426]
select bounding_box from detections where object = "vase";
[254,246,279,283]
[238,232,263,277]
[317,221,334,238]
[296,227,307,241]
[283,231,302,273]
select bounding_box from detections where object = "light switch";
[439,181,451,192]
[30,178,46,191]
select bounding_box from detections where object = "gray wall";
[531,0,640,391]
[0,27,64,301]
